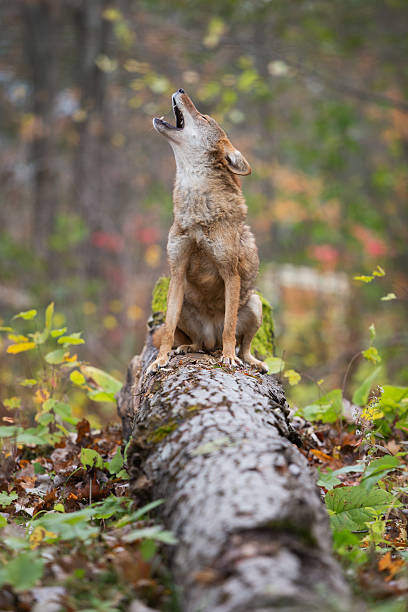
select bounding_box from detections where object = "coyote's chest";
[175,190,220,231]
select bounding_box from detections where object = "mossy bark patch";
[151,276,274,358]
[251,292,274,359]
[151,276,170,315]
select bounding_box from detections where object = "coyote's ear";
[224,147,251,176]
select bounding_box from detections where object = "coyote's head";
[153,89,251,177]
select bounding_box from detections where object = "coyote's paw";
[146,354,169,375]
[241,353,268,373]
[175,344,202,355]
[220,354,242,369]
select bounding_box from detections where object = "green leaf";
[81,366,122,394]
[140,539,157,561]
[265,357,285,374]
[106,447,123,475]
[115,469,129,480]
[29,330,49,345]
[50,327,67,338]
[0,491,18,508]
[325,484,395,532]
[92,495,131,520]
[58,333,85,346]
[34,462,46,475]
[16,429,49,446]
[45,302,54,330]
[362,346,381,364]
[45,348,66,364]
[20,378,37,387]
[0,516,7,529]
[0,326,14,332]
[53,402,79,425]
[352,367,382,406]
[124,525,177,544]
[379,386,408,411]
[369,323,376,341]
[317,463,364,490]
[360,456,401,491]
[36,413,54,426]
[87,390,116,403]
[114,499,165,528]
[12,309,37,321]
[4,551,44,591]
[80,448,104,469]
[302,389,343,423]
[0,426,17,438]
[43,398,57,412]
[33,508,98,542]
[3,397,21,410]
[70,370,86,386]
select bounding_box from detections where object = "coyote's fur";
[147,89,267,374]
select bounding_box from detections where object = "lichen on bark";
[151,277,274,357]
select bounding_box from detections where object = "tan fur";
[147,91,267,373]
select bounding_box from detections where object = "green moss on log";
[151,277,274,358]
[251,292,274,359]
[152,276,170,315]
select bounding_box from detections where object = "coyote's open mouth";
[154,94,184,131]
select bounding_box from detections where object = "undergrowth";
[0,265,407,610]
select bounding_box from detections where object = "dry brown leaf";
[378,551,405,581]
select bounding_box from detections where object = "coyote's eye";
[200,115,209,122]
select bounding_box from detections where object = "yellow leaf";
[362,405,384,420]
[103,315,117,330]
[353,275,373,283]
[144,244,161,268]
[362,347,381,364]
[7,342,36,354]
[284,369,301,386]
[127,305,143,321]
[70,370,86,386]
[7,334,29,342]
[30,526,57,549]
[102,7,122,21]
[34,388,50,404]
[372,265,386,277]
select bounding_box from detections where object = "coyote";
[147,89,267,374]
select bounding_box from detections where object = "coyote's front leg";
[146,271,186,374]
[220,273,242,368]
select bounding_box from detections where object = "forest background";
[1,0,407,426]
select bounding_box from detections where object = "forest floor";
[0,411,407,611]
[0,303,407,611]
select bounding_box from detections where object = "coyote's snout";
[147,89,267,373]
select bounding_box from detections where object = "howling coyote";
[147,89,267,374]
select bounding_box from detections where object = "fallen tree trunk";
[117,330,350,612]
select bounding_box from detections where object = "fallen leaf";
[378,551,405,581]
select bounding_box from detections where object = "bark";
[117,329,351,612]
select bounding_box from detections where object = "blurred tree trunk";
[72,0,114,276]
[22,0,61,261]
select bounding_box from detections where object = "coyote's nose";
[178,88,185,94]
